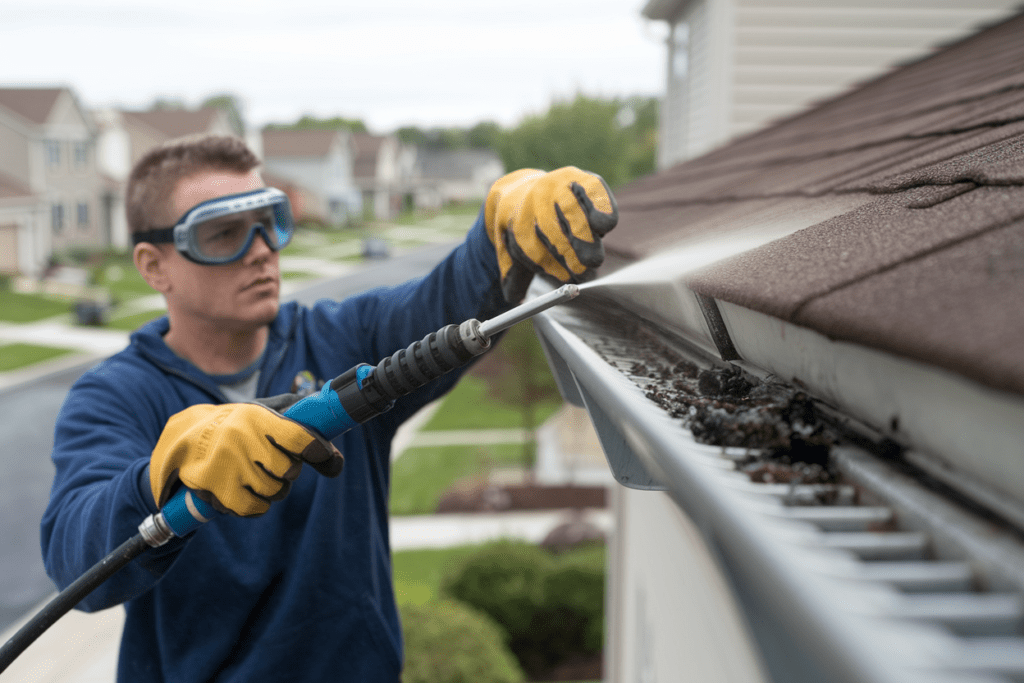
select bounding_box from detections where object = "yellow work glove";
[484,166,618,303]
[149,403,344,517]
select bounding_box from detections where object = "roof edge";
[641,0,692,22]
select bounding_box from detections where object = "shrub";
[441,540,606,678]
[441,540,552,637]
[400,599,525,683]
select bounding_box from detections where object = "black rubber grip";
[371,325,478,401]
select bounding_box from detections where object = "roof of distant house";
[352,133,386,180]
[262,129,344,158]
[604,10,1024,395]
[416,148,501,181]
[0,87,64,125]
[0,170,33,200]
[121,108,224,139]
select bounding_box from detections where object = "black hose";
[0,533,150,673]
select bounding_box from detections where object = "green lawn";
[281,270,318,280]
[392,545,488,606]
[0,290,71,323]
[0,343,73,372]
[423,375,562,431]
[390,443,531,516]
[89,255,156,301]
[106,309,166,331]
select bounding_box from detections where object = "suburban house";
[93,106,236,249]
[534,7,1024,683]
[261,128,361,225]
[410,148,504,210]
[642,0,1024,166]
[0,87,104,277]
[352,132,415,220]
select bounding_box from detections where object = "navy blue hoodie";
[41,219,507,682]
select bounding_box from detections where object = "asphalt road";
[0,241,459,634]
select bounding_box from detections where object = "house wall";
[264,137,360,225]
[42,91,104,257]
[655,0,1023,166]
[0,113,32,186]
[606,486,768,683]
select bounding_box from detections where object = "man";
[40,134,617,682]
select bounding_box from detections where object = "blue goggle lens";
[192,205,291,262]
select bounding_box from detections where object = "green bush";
[400,599,525,683]
[538,561,606,655]
[441,540,552,637]
[441,541,606,677]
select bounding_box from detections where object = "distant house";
[352,133,414,220]
[411,148,504,210]
[261,170,320,227]
[93,106,236,249]
[260,129,360,226]
[0,87,104,277]
[642,0,1024,166]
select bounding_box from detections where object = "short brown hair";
[126,134,260,234]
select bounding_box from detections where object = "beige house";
[643,0,1024,166]
[261,128,360,225]
[352,133,415,220]
[410,148,504,210]
[0,87,104,277]
[94,107,235,249]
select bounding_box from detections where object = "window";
[74,142,89,170]
[77,202,89,229]
[51,203,65,234]
[46,140,61,169]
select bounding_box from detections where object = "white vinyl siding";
[653,0,1022,166]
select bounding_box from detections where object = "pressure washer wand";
[0,284,580,673]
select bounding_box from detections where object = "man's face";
[161,169,281,332]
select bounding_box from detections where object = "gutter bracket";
[695,293,741,361]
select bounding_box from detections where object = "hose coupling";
[138,512,175,548]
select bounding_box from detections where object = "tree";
[498,94,659,188]
[396,123,503,151]
[485,321,562,471]
[467,121,502,149]
[265,115,368,133]
[200,93,246,136]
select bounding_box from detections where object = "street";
[0,241,459,634]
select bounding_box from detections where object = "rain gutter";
[531,274,1024,683]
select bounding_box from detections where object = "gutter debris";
[577,297,840,487]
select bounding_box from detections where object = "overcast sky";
[1,0,667,132]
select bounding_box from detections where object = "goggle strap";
[132,226,176,246]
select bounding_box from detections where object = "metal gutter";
[533,289,1024,683]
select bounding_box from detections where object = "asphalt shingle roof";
[122,109,221,139]
[0,88,63,125]
[605,10,1024,395]
[261,129,340,158]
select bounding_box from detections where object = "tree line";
[195,93,660,189]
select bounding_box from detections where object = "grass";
[0,290,71,323]
[90,258,154,301]
[106,309,166,331]
[392,545,487,606]
[281,270,318,280]
[0,343,74,372]
[390,442,530,516]
[423,375,563,431]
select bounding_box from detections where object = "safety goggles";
[132,187,294,265]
